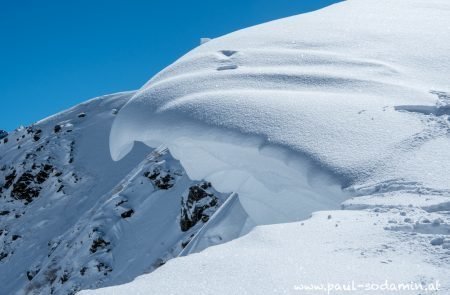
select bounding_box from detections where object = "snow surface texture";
[83,0,450,294]
[80,209,450,295]
[110,0,450,225]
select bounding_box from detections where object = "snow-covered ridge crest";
[110,0,450,225]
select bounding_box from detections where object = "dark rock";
[188,185,210,202]
[9,165,52,203]
[154,174,174,190]
[180,183,219,232]
[181,234,195,249]
[90,237,110,253]
[144,170,159,180]
[0,130,7,140]
[200,182,212,190]
[115,199,127,207]
[12,235,21,241]
[121,209,134,219]
[78,112,86,118]
[0,252,8,261]
[26,268,40,281]
[95,262,112,275]
[80,267,87,276]
[33,129,42,142]
[43,164,53,171]
[35,170,50,184]
[60,271,70,284]
[54,125,62,133]
[0,210,10,216]
[4,170,16,189]
[57,185,64,193]
[11,172,41,203]
[144,168,175,190]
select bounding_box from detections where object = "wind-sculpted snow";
[110,0,450,225]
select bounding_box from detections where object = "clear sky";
[0,0,340,131]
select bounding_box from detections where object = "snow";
[0,92,239,294]
[91,0,450,293]
[199,38,211,45]
[179,193,254,256]
[342,192,450,212]
[80,209,450,295]
[110,0,450,226]
[2,0,450,294]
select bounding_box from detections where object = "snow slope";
[3,0,450,294]
[80,0,450,294]
[0,93,239,294]
[80,208,450,295]
[110,0,450,225]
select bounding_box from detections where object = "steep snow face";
[110,0,450,225]
[0,93,239,295]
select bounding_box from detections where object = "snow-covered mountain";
[0,93,242,295]
[2,0,450,294]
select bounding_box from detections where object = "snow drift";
[110,0,450,225]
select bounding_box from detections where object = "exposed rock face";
[180,182,220,232]
[0,130,7,140]
[3,170,17,189]
[144,168,175,190]
[6,164,56,203]
[54,125,62,133]
[120,209,134,219]
[90,237,111,254]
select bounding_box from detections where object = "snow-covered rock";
[0,93,235,294]
[0,130,7,141]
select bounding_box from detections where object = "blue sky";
[0,0,340,131]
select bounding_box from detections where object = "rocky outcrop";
[144,168,175,190]
[9,164,54,203]
[180,182,219,232]
[0,130,7,140]
[90,237,110,254]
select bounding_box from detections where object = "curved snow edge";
[110,115,348,225]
